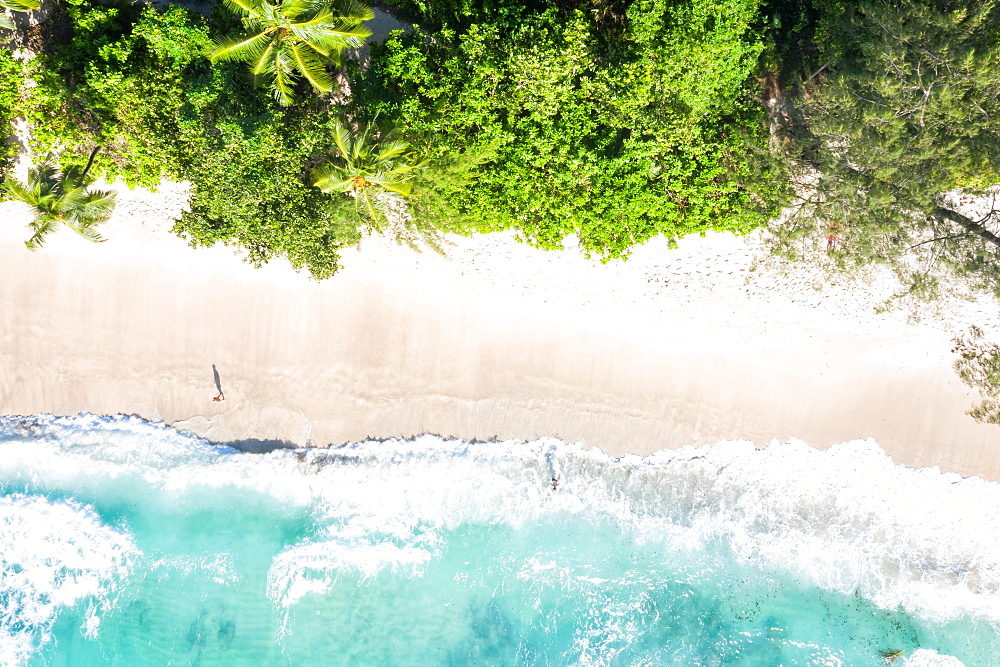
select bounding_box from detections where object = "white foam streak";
[267,541,431,608]
[903,648,966,666]
[0,494,137,664]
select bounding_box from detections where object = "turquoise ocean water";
[1,414,998,666]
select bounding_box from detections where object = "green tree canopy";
[211,0,373,106]
[350,0,786,259]
[953,325,1000,424]
[3,148,117,249]
[313,120,421,227]
[774,0,1000,297]
[22,2,365,278]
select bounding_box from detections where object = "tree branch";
[907,232,970,249]
[935,206,1000,249]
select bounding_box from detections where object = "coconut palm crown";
[312,121,423,226]
[211,0,372,106]
[0,0,40,30]
[3,148,117,250]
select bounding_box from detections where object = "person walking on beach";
[212,364,225,402]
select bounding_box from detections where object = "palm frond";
[8,152,116,250]
[220,0,264,19]
[24,217,56,251]
[370,176,414,197]
[329,0,374,23]
[357,190,386,228]
[65,220,106,244]
[279,0,312,20]
[270,51,297,105]
[30,160,59,188]
[210,32,270,63]
[315,177,355,193]
[0,13,14,30]
[252,40,278,75]
[289,5,333,29]
[2,179,34,205]
[374,139,413,162]
[290,43,334,92]
[312,165,354,192]
[55,186,91,213]
[332,122,355,160]
[295,21,371,55]
[73,190,117,224]
[352,123,373,162]
[0,0,40,12]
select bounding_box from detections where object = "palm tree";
[211,0,372,106]
[1,0,40,30]
[312,121,422,227]
[3,147,117,250]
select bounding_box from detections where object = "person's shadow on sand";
[212,364,225,402]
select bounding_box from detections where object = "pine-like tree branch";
[934,206,1000,250]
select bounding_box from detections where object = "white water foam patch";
[0,494,137,664]
[0,414,321,510]
[288,434,1000,626]
[4,415,1000,631]
[903,648,966,666]
[267,541,431,607]
[560,439,1000,624]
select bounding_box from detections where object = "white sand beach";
[2,182,1000,480]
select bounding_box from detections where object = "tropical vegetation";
[210,0,373,106]
[348,0,785,259]
[3,147,117,249]
[0,0,997,296]
[3,0,1000,421]
[313,120,421,228]
[0,0,39,31]
[770,0,1000,300]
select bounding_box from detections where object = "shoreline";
[3,186,1000,481]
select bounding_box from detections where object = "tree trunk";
[80,145,101,182]
[935,206,1000,250]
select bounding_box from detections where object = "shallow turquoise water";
[0,415,997,665]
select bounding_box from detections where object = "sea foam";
[0,493,136,665]
[0,413,997,664]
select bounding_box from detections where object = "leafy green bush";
[24,2,216,185]
[19,0,787,276]
[22,1,360,277]
[0,48,21,175]
[352,0,787,259]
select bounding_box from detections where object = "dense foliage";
[22,1,359,276]
[313,120,421,227]
[2,0,786,274]
[8,0,1000,425]
[771,0,1000,297]
[0,48,19,171]
[351,0,786,258]
[210,0,372,106]
[953,325,1000,424]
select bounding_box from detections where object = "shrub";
[350,0,787,259]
